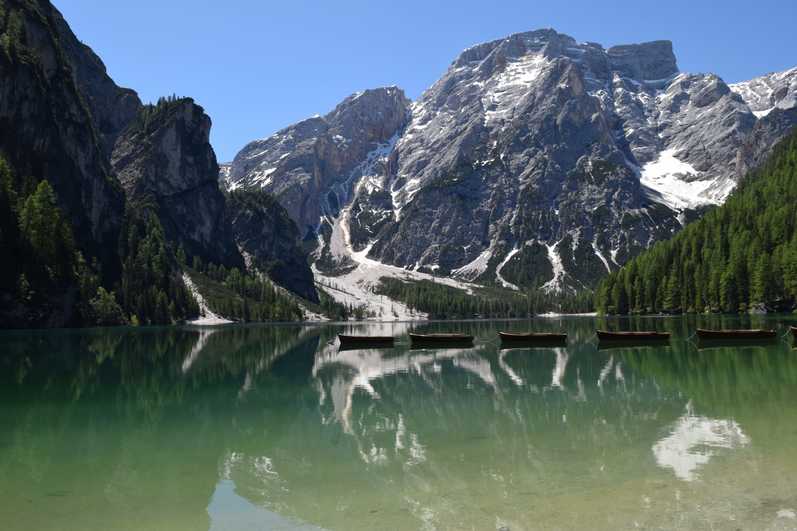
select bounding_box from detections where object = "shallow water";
[2,316,797,530]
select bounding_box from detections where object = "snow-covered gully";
[182,272,233,326]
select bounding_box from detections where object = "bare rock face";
[735,106,797,178]
[0,0,327,328]
[225,87,411,236]
[112,99,242,268]
[606,40,678,81]
[730,67,797,117]
[227,29,797,292]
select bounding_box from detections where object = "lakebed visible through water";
[1,316,797,530]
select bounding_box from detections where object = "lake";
[1,316,797,530]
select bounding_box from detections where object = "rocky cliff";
[730,67,797,177]
[112,98,242,268]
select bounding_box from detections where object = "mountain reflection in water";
[2,316,797,530]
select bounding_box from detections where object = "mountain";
[225,29,797,301]
[729,67,797,118]
[225,87,411,236]
[595,129,797,314]
[0,0,315,326]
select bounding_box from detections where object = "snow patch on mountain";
[356,133,400,195]
[729,66,797,114]
[592,239,611,273]
[316,199,478,320]
[451,245,494,281]
[640,149,723,210]
[482,53,550,127]
[495,247,520,290]
[542,241,566,292]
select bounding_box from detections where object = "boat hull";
[338,335,395,348]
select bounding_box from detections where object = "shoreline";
[5,312,795,333]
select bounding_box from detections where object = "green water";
[2,316,797,531]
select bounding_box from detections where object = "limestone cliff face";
[730,68,797,178]
[112,99,243,268]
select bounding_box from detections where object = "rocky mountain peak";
[328,86,408,118]
[607,40,678,81]
[324,86,410,147]
[454,28,573,67]
[452,30,677,85]
[730,66,797,117]
[114,98,213,196]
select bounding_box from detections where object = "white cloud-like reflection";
[653,402,749,481]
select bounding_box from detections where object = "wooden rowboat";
[499,332,567,346]
[596,330,670,342]
[409,333,474,346]
[696,328,777,340]
[338,334,395,348]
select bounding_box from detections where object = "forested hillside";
[377,278,594,319]
[0,1,319,327]
[596,130,797,314]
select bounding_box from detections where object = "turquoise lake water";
[1,316,797,530]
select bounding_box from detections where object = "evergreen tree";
[18,180,75,283]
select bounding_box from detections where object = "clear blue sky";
[56,0,797,162]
